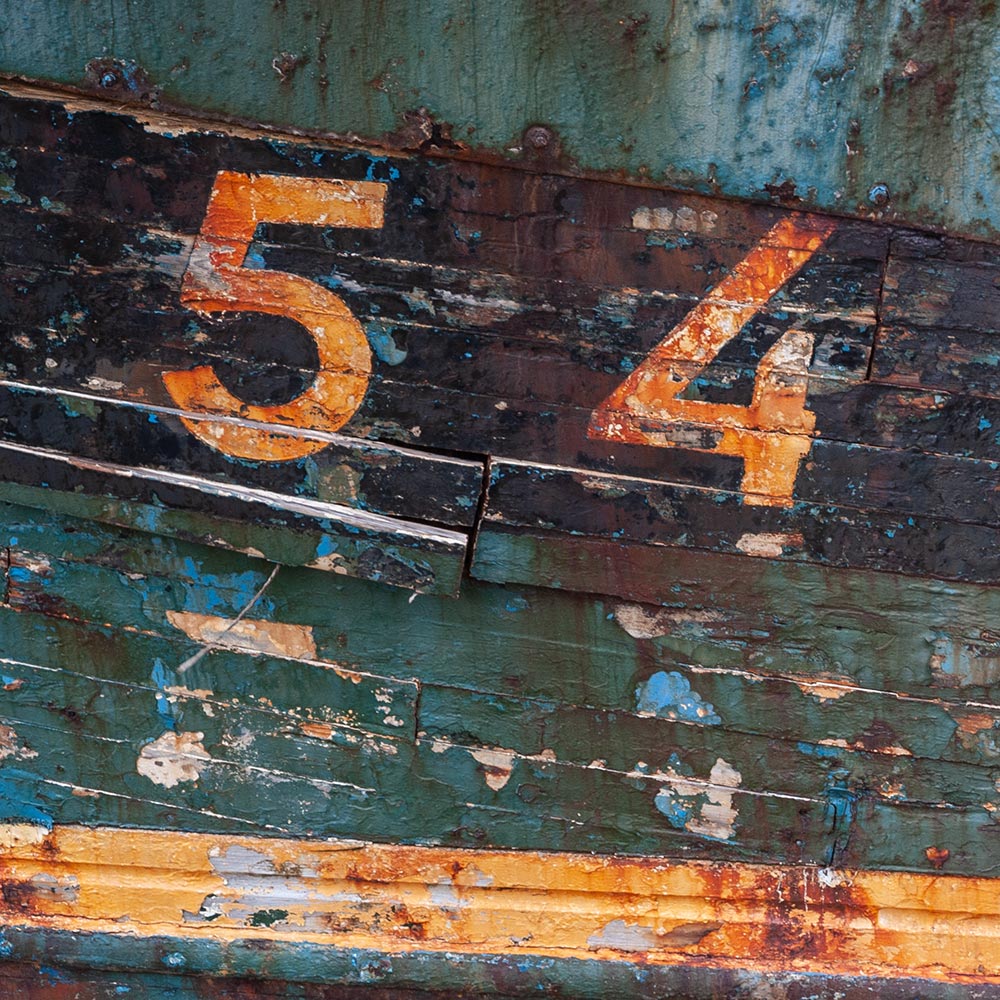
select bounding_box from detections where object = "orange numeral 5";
[163,171,387,462]
[588,215,836,506]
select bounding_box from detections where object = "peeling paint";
[636,671,721,725]
[470,747,516,791]
[613,603,725,640]
[587,919,658,951]
[0,724,37,762]
[167,611,316,660]
[654,758,742,841]
[735,532,805,558]
[136,730,210,788]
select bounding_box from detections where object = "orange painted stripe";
[0,824,997,984]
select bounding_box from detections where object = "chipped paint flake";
[0,724,38,762]
[587,918,659,951]
[137,730,210,788]
[166,611,316,660]
[735,532,805,557]
[613,603,724,640]
[636,670,721,725]
[470,747,516,790]
[0,823,49,848]
[818,738,913,757]
[654,758,742,841]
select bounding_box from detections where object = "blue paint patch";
[979,417,992,431]
[796,741,842,759]
[365,159,400,182]
[150,659,177,731]
[7,566,34,583]
[39,966,71,983]
[635,671,721,725]
[316,536,338,558]
[0,770,53,829]
[653,788,691,829]
[243,247,267,269]
[505,596,529,613]
[161,952,186,969]
[366,323,407,365]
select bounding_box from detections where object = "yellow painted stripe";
[0,824,998,983]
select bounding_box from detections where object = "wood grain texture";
[2,503,1000,877]
[1,825,1000,992]
[2,85,1000,992]
[1,88,1000,594]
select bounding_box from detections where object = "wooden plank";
[478,457,1000,585]
[3,504,1000,874]
[10,498,1000,708]
[0,442,468,595]
[0,826,998,991]
[0,383,484,528]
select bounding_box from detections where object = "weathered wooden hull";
[0,5,998,989]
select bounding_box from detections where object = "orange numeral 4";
[588,215,836,506]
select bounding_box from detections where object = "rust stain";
[1,825,997,982]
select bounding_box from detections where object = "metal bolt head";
[525,125,552,150]
[868,183,890,206]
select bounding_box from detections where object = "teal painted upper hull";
[0,1,997,240]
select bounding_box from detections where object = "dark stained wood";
[2,88,999,602]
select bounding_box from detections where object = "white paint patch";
[587,919,658,951]
[631,206,719,234]
[470,747,516,791]
[0,724,38,762]
[614,603,724,640]
[735,532,804,558]
[82,375,126,392]
[308,553,350,575]
[793,677,854,702]
[166,611,317,660]
[427,881,466,909]
[137,730,210,788]
[654,757,742,841]
[162,685,217,717]
[0,823,49,848]
[818,868,852,888]
[688,759,742,840]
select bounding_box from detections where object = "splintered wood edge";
[0,824,997,985]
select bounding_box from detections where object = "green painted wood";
[4,933,996,1000]
[0,2,996,240]
[0,468,467,597]
[2,502,999,875]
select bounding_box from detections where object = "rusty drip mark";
[177,563,281,674]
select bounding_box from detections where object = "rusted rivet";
[524,125,553,150]
[868,183,890,206]
[925,846,950,869]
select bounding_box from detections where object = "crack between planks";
[864,226,895,383]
